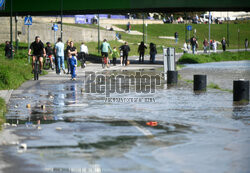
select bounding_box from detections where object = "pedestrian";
[196,40,199,54]
[138,41,147,63]
[79,42,88,68]
[174,32,178,44]
[100,39,112,68]
[120,42,130,66]
[65,40,71,74]
[190,36,197,54]
[68,51,77,80]
[203,38,208,53]
[4,41,13,59]
[54,37,65,75]
[187,41,191,53]
[69,41,77,69]
[212,40,217,53]
[45,42,55,69]
[170,14,174,23]
[150,43,157,64]
[111,47,119,66]
[183,42,188,53]
[127,22,131,33]
[221,37,226,52]
[245,38,248,51]
[209,39,213,50]
[120,49,123,66]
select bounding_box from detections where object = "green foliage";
[0,44,33,90]
[64,23,106,30]
[178,51,250,64]
[0,97,6,129]
[208,83,220,89]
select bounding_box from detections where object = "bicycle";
[43,55,54,70]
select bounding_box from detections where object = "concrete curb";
[0,90,13,104]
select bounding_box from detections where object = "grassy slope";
[116,23,250,53]
[0,43,39,127]
[62,23,250,56]
[0,97,6,129]
[0,44,34,90]
[178,51,250,64]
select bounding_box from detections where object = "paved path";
[100,23,143,35]
[0,48,248,104]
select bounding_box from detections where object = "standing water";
[2,61,250,173]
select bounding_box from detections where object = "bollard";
[167,71,178,84]
[194,75,207,91]
[233,80,249,102]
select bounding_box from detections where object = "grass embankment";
[116,23,250,54]
[0,43,37,127]
[178,51,250,64]
[0,97,6,129]
[64,23,250,56]
[0,43,34,90]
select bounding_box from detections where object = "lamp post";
[145,23,148,44]
[60,0,63,41]
[10,0,13,59]
[98,14,100,54]
[143,14,145,43]
[15,15,18,52]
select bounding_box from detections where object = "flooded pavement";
[1,62,250,173]
[179,60,250,90]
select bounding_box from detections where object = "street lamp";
[15,15,18,52]
[145,23,148,44]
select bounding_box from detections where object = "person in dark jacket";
[64,40,71,74]
[221,37,226,52]
[45,42,54,69]
[138,41,147,63]
[190,36,197,54]
[4,41,13,59]
[119,42,130,66]
[149,43,157,64]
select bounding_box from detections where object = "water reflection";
[232,104,250,123]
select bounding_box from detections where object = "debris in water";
[146,121,158,127]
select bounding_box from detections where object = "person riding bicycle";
[28,36,46,74]
[45,42,54,70]
[100,39,112,68]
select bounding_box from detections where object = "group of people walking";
[27,36,89,80]
[183,36,249,54]
[100,39,158,68]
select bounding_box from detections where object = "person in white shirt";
[212,40,217,53]
[55,37,65,74]
[183,42,188,53]
[80,42,88,54]
[79,42,88,68]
